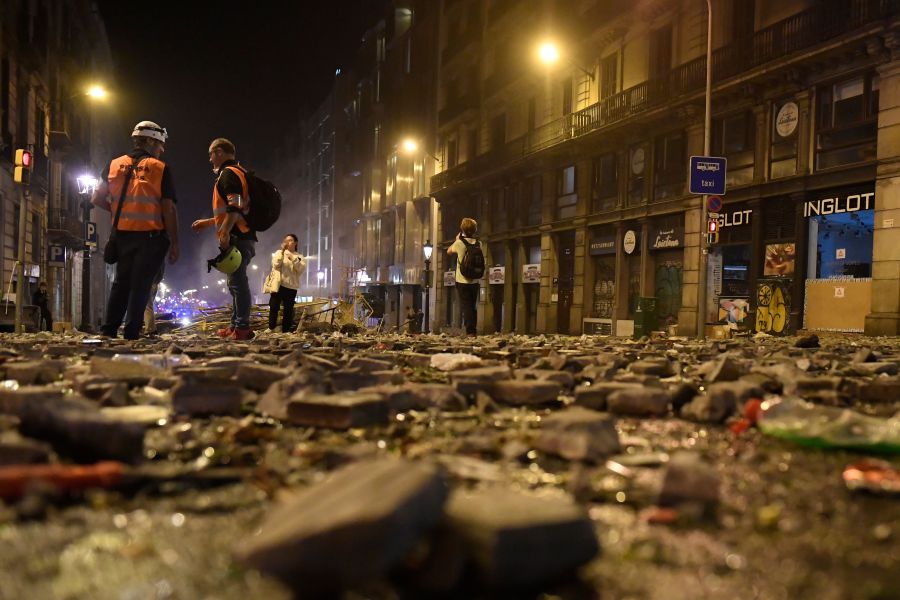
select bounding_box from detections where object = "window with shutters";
[653,131,685,201]
[713,111,755,187]
[556,166,577,219]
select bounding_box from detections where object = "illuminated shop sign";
[803,191,874,217]
[717,209,752,228]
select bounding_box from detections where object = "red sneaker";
[216,326,234,338]
[230,327,255,341]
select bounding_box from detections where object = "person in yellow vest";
[91,121,179,340]
[191,138,257,340]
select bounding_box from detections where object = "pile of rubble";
[0,330,898,598]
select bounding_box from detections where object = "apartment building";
[431,0,900,336]
[0,0,116,331]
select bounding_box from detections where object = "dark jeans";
[39,309,52,332]
[456,282,479,335]
[268,285,297,332]
[228,238,256,329]
[102,230,169,340]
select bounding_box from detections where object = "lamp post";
[423,240,433,334]
[317,269,325,292]
[76,174,99,332]
[696,0,713,339]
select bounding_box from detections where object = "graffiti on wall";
[593,262,615,318]
[655,262,683,322]
[756,278,791,335]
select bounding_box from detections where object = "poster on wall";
[522,264,541,283]
[707,250,723,323]
[755,278,792,335]
[443,271,456,287]
[764,243,796,277]
[718,298,750,325]
[488,266,505,285]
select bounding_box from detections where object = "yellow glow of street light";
[538,41,561,65]
[86,84,108,99]
[401,138,418,154]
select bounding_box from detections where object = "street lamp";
[317,269,325,291]
[536,39,595,80]
[423,240,433,334]
[86,84,108,100]
[400,136,442,165]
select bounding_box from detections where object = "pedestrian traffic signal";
[707,218,719,233]
[14,149,32,185]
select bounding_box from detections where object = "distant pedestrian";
[144,265,164,336]
[92,121,179,340]
[32,281,52,331]
[192,138,257,341]
[267,234,305,333]
[447,217,484,336]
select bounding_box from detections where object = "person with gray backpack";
[447,217,484,336]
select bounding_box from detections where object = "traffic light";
[14,149,32,185]
[707,215,719,245]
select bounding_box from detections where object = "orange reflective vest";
[107,155,165,232]
[212,165,251,234]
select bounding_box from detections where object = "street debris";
[0,329,898,598]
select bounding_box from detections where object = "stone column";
[795,89,812,175]
[515,242,528,332]
[639,218,652,296]
[571,222,587,333]
[538,229,554,333]
[678,121,706,336]
[866,56,900,335]
[614,223,629,323]
[753,104,768,184]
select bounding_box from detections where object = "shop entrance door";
[557,231,575,334]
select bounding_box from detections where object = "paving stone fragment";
[330,367,403,392]
[535,407,620,462]
[606,388,671,417]
[17,397,145,464]
[794,334,820,348]
[3,360,65,385]
[852,348,877,363]
[514,368,575,388]
[445,487,599,587]
[659,452,720,510]
[172,365,234,382]
[795,376,843,394]
[171,381,243,416]
[848,362,899,376]
[257,373,315,419]
[490,380,562,406]
[449,365,513,398]
[573,382,643,411]
[858,380,900,403]
[630,358,673,377]
[670,383,699,413]
[705,356,745,382]
[235,458,447,592]
[286,392,389,429]
[367,383,466,411]
[235,363,290,392]
[0,432,52,465]
[0,386,65,416]
[90,356,164,381]
[347,356,394,372]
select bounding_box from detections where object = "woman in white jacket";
[268,234,306,332]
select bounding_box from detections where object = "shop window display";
[592,260,615,319]
[809,211,874,278]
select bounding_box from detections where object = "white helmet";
[131,120,168,143]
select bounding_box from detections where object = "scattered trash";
[843,459,900,495]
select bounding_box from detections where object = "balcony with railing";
[432,0,900,191]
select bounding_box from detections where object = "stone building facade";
[431,0,900,337]
[0,0,115,331]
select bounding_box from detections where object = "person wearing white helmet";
[91,120,179,340]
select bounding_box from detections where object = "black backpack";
[226,166,282,232]
[459,238,485,279]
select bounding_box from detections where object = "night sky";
[95,0,387,292]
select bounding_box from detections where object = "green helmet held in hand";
[207,246,242,275]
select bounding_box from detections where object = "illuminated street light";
[317,269,325,289]
[251,264,258,270]
[537,41,561,65]
[401,138,418,154]
[76,174,99,195]
[86,84,108,100]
